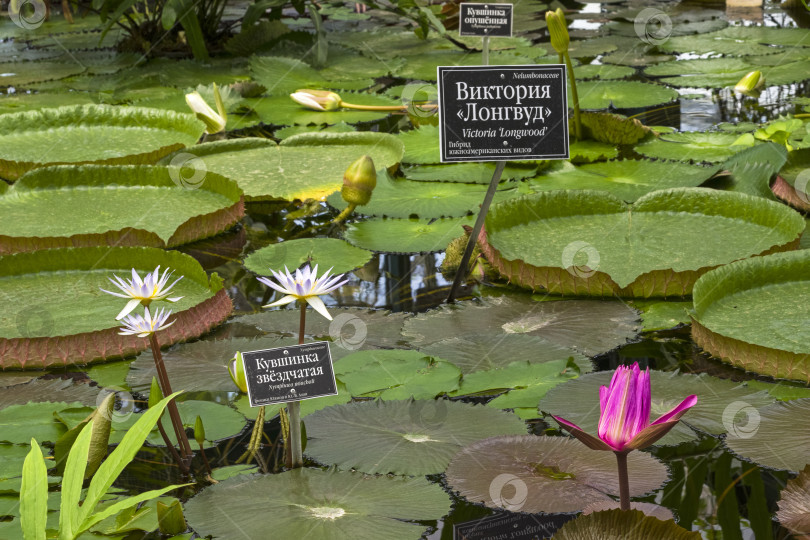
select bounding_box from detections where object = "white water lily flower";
[185,83,227,134]
[257,264,347,321]
[100,266,183,320]
[290,89,342,111]
[118,307,175,337]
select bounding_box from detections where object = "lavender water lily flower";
[100,266,183,320]
[552,363,697,452]
[118,307,175,337]
[257,264,347,321]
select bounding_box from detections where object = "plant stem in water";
[615,451,630,511]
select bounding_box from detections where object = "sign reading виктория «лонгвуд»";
[241,341,338,407]
[437,65,569,162]
[458,3,513,37]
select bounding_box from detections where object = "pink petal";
[651,395,698,426]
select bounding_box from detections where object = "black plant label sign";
[242,341,338,406]
[454,512,575,540]
[437,65,569,162]
[458,3,513,37]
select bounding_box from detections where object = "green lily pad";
[777,465,810,535]
[659,31,779,56]
[0,91,98,115]
[569,141,619,163]
[719,142,786,200]
[343,215,473,254]
[445,435,668,513]
[161,134,403,201]
[0,165,243,254]
[645,54,810,88]
[0,378,99,408]
[244,238,372,276]
[246,93,401,126]
[554,509,700,539]
[327,172,510,219]
[274,122,356,139]
[0,443,54,481]
[127,336,295,396]
[233,381,351,421]
[0,246,231,369]
[711,26,810,49]
[539,370,773,446]
[403,295,639,356]
[634,132,747,163]
[398,125,440,164]
[402,162,538,184]
[579,111,653,145]
[0,61,86,88]
[632,301,693,332]
[304,399,526,475]
[692,250,810,382]
[0,105,204,181]
[420,332,591,375]
[183,468,451,540]
[479,188,803,296]
[0,402,82,443]
[725,399,810,473]
[249,56,375,96]
[393,50,534,81]
[334,349,461,399]
[109,400,244,448]
[528,159,713,202]
[745,380,810,401]
[574,64,635,81]
[574,81,678,110]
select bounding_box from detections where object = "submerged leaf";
[553,509,700,539]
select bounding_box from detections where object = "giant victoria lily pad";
[161,134,403,201]
[777,465,810,535]
[692,250,810,382]
[0,105,205,181]
[477,188,803,297]
[445,435,668,514]
[304,399,527,475]
[0,247,232,369]
[0,165,244,255]
[771,148,810,212]
[183,468,451,540]
[554,509,700,539]
[539,370,773,446]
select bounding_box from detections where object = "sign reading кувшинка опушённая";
[437,65,570,163]
[458,3,513,37]
[241,341,338,407]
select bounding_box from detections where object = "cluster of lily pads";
[2,0,810,539]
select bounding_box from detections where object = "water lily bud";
[228,352,248,393]
[341,155,377,206]
[194,415,205,446]
[148,376,164,409]
[545,8,569,55]
[290,89,342,111]
[185,86,227,134]
[734,71,764,96]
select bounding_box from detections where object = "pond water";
[2,0,810,537]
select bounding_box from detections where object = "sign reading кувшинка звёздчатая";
[437,65,569,163]
[241,341,338,407]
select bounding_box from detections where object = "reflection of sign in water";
[454,512,575,540]
[242,341,338,406]
[459,3,513,37]
[437,65,569,162]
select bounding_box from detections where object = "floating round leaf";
[0,105,205,181]
[403,162,538,184]
[398,125,441,164]
[659,31,778,56]
[0,246,232,369]
[529,159,713,202]
[0,165,244,255]
[304,399,527,475]
[632,301,692,332]
[478,188,803,297]
[445,435,668,513]
[249,56,374,96]
[161,134,403,201]
[777,464,810,535]
[243,238,372,276]
[692,250,810,382]
[0,402,82,443]
[644,54,810,88]
[539,370,773,446]
[573,81,678,110]
[183,468,451,540]
[0,379,98,409]
[343,216,473,254]
[553,509,700,539]
[404,295,639,356]
[247,93,401,126]
[725,399,810,473]
[334,349,461,399]
[634,132,745,163]
[233,382,351,421]
[420,332,590,375]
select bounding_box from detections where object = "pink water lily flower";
[552,363,698,452]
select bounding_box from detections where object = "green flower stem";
[332,202,358,225]
[285,302,307,469]
[615,451,630,511]
[563,51,581,141]
[338,101,438,112]
[197,439,213,477]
